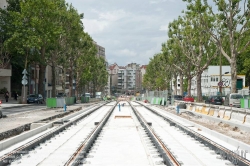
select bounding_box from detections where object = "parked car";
[174,95,183,100]
[27,94,44,104]
[224,93,243,107]
[205,96,224,105]
[183,96,194,102]
[56,93,66,97]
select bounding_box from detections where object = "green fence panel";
[161,98,165,106]
[156,98,161,105]
[65,97,70,105]
[240,99,244,108]
[46,98,57,108]
[81,96,85,103]
[153,98,157,104]
[150,98,154,104]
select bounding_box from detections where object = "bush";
[0,87,7,94]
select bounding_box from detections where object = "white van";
[224,93,243,108]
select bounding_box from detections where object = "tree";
[75,33,97,95]
[15,0,66,96]
[184,0,250,93]
[142,53,169,91]
[90,57,108,96]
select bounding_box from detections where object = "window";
[216,77,218,81]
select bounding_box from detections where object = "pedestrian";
[14,91,18,100]
[4,91,9,102]
[118,103,121,111]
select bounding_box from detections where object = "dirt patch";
[161,106,250,145]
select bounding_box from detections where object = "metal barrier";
[56,98,65,107]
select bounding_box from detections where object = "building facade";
[173,66,247,96]
[0,1,11,95]
[108,63,146,95]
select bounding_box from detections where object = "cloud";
[116,49,137,57]
[66,0,187,66]
[82,19,108,34]
[159,25,169,32]
[99,10,128,22]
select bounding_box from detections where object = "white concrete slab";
[9,106,112,166]
[137,107,230,165]
[86,105,161,166]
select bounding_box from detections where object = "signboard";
[218,81,223,87]
[22,79,28,85]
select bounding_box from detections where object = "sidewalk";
[0,97,29,109]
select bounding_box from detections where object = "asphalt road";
[1,104,47,115]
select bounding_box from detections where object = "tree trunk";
[93,81,96,98]
[62,68,65,95]
[196,72,202,102]
[38,46,46,97]
[69,66,72,97]
[52,62,56,97]
[187,77,192,96]
[230,56,237,93]
[179,73,183,96]
[38,64,46,97]
[174,73,177,95]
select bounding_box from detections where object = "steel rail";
[129,102,180,166]
[138,102,250,166]
[0,103,108,166]
[65,103,116,166]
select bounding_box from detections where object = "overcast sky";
[65,0,187,66]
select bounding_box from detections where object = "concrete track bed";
[0,107,82,141]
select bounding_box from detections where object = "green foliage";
[0,87,8,94]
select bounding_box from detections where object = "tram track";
[0,102,113,166]
[134,101,250,166]
[1,101,249,165]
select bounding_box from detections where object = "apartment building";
[0,1,11,95]
[108,63,119,95]
[109,63,145,95]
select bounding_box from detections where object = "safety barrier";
[171,101,250,125]
[195,103,203,113]
[223,107,232,120]
[208,106,215,116]
[231,108,246,123]
[218,106,225,118]
[212,106,220,118]
[245,110,250,124]
[202,105,210,115]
